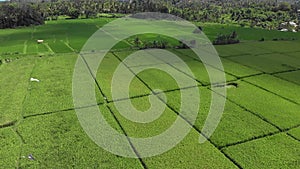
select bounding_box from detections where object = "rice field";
[0,17,300,168]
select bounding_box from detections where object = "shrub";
[213,31,240,45]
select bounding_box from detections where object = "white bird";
[30,78,40,82]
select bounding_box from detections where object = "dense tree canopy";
[1,0,300,30]
[0,3,44,29]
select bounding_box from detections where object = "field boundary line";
[23,40,28,54]
[0,121,17,129]
[286,133,300,142]
[23,103,102,119]
[273,74,300,86]
[44,43,55,54]
[219,123,300,149]
[107,84,201,104]
[269,68,300,75]
[63,40,76,52]
[13,128,24,168]
[219,53,251,58]
[106,106,148,169]
[14,60,37,168]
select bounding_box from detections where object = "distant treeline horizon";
[0,0,299,29]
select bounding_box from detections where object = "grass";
[0,128,20,168]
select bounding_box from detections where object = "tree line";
[1,0,299,29]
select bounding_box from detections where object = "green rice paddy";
[0,17,299,168]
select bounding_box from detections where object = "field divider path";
[286,133,300,142]
[269,68,300,76]
[23,103,102,119]
[23,40,28,54]
[218,124,300,149]
[44,43,55,55]
[63,40,76,53]
[14,60,38,168]
[0,121,17,129]
[105,106,148,169]
[80,54,148,169]
[223,52,271,58]
[112,52,243,169]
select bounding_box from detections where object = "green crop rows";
[0,17,300,168]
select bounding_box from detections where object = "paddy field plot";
[228,53,299,73]
[223,133,300,169]
[244,74,300,104]
[288,127,300,141]
[0,128,20,168]
[275,70,300,85]
[223,81,300,130]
